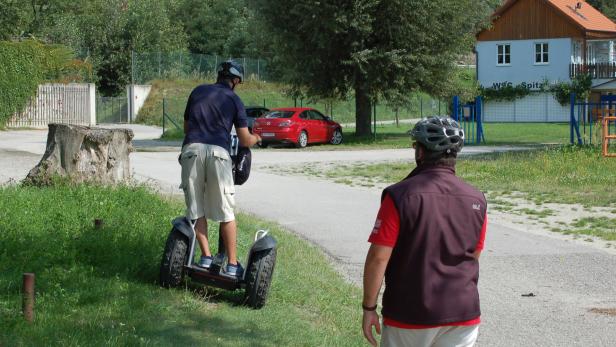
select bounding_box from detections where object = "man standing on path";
[362,117,488,347]
[179,60,261,278]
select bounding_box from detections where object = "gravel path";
[1,126,615,346]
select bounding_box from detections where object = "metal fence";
[7,84,95,128]
[569,94,616,146]
[132,51,270,84]
[159,94,447,134]
[97,96,128,124]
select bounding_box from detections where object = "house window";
[535,43,549,64]
[497,44,511,65]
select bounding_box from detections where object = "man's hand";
[362,244,391,346]
[237,127,260,147]
[362,310,381,346]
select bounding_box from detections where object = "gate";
[96,96,128,123]
[7,84,95,128]
[452,96,485,145]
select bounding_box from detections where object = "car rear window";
[246,108,267,118]
[265,111,294,119]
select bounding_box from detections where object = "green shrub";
[0,40,92,128]
[479,83,531,102]
[550,74,592,106]
[0,40,43,128]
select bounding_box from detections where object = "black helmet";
[410,117,464,154]
[217,60,244,82]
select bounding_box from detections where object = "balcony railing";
[570,63,616,79]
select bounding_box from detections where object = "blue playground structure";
[570,93,616,146]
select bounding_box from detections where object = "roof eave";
[586,30,616,39]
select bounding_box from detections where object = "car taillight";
[279,121,292,127]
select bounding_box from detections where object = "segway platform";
[159,217,277,309]
[184,265,241,291]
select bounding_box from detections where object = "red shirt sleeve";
[368,194,400,248]
[475,212,488,251]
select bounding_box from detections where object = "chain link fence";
[132,51,447,134]
[132,51,271,84]
[159,94,447,134]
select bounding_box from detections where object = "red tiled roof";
[494,0,616,33]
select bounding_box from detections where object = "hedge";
[0,40,92,128]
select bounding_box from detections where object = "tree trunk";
[355,82,372,136]
[25,123,134,186]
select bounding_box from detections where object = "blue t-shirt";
[182,82,248,152]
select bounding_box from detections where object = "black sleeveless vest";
[381,165,487,325]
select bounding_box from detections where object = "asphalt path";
[1,126,615,346]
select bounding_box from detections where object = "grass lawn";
[315,146,616,207]
[482,123,571,145]
[0,184,364,346]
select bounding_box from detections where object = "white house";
[476,0,616,122]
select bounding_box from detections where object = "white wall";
[483,92,570,122]
[127,84,152,123]
[476,38,573,89]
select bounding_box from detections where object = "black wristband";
[362,303,377,311]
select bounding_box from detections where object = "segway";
[158,218,277,308]
[159,134,276,308]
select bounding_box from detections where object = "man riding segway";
[178,59,261,277]
[159,60,276,309]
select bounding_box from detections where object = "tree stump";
[25,123,134,186]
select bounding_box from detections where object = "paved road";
[1,126,615,346]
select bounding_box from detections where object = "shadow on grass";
[138,313,274,347]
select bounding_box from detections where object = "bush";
[0,40,92,128]
[550,74,592,106]
[479,83,531,102]
[0,41,44,128]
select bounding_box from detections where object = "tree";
[172,0,264,57]
[50,0,187,95]
[0,0,79,40]
[587,0,616,21]
[254,0,490,135]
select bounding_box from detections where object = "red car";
[252,107,343,148]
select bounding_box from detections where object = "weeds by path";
[0,184,364,346]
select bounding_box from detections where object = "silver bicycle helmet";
[410,117,464,154]
[217,60,244,82]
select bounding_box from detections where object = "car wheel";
[330,128,343,145]
[258,142,268,148]
[296,131,308,148]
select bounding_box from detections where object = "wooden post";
[603,117,608,156]
[602,117,616,157]
[395,108,399,127]
[23,273,35,322]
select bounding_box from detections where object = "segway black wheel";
[244,248,277,309]
[159,229,188,288]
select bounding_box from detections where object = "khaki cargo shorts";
[179,143,235,222]
[382,324,479,347]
